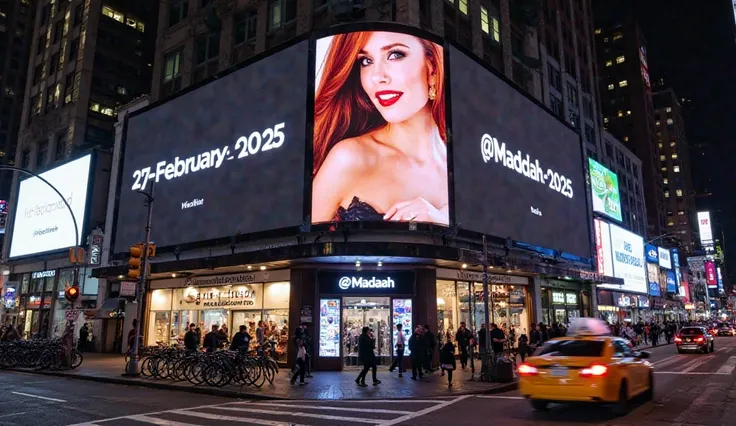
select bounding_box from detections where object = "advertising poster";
[607,224,647,294]
[645,244,659,264]
[589,158,622,222]
[594,219,613,276]
[698,211,713,246]
[717,267,724,292]
[319,298,341,357]
[647,263,661,296]
[115,42,308,251]
[658,247,672,269]
[312,30,448,226]
[392,299,412,356]
[705,261,717,288]
[9,154,92,258]
[450,45,590,258]
[666,271,677,293]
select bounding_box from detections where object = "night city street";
[2,337,736,425]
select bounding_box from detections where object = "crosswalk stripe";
[207,406,382,424]
[681,356,714,373]
[234,402,413,415]
[716,356,736,375]
[653,354,682,368]
[169,409,311,425]
[126,415,201,426]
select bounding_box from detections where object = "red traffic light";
[65,286,80,302]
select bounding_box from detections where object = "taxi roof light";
[580,364,608,377]
[518,363,539,376]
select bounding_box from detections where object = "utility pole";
[124,183,154,377]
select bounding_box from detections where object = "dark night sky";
[633,0,736,280]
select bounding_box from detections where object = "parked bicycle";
[0,339,83,370]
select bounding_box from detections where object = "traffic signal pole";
[124,183,154,377]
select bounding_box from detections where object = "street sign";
[65,308,80,321]
[120,281,137,297]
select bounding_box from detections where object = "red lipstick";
[375,90,403,107]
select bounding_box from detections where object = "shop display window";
[342,297,392,366]
[392,299,413,356]
[319,298,340,357]
[148,311,171,346]
[436,280,457,344]
[171,310,198,346]
[263,309,289,359]
[20,274,29,294]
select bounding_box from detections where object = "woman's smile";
[375,90,403,107]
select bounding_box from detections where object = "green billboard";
[589,158,622,222]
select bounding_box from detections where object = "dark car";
[675,327,714,354]
[715,322,735,337]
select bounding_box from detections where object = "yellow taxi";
[518,318,654,415]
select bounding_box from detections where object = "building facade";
[593,4,665,239]
[652,87,697,254]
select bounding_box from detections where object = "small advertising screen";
[647,263,661,296]
[312,29,448,226]
[705,261,717,288]
[450,45,590,258]
[666,271,677,293]
[115,41,308,252]
[392,298,412,356]
[9,154,92,258]
[658,247,672,269]
[319,298,341,357]
[589,158,622,222]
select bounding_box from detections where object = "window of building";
[595,28,601,34]
[584,124,595,143]
[37,140,48,167]
[674,165,680,173]
[613,33,623,40]
[21,149,30,168]
[68,37,79,62]
[670,141,676,147]
[603,117,609,123]
[661,167,667,172]
[480,6,490,34]
[660,155,665,161]
[658,143,663,148]
[666,118,673,125]
[624,136,629,142]
[607,83,614,90]
[73,4,83,27]
[548,63,561,91]
[45,86,54,113]
[161,49,182,97]
[55,132,67,160]
[32,64,42,84]
[89,102,114,116]
[549,95,563,117]
[617,110,623,117]
[605,143,613,157]
[676,189,683,197]
[51,52,61,72]
[53,21,62,43]
[169,0,189,27]
[234,9,257,45]
[616,55,625,64]
[666,106,672,113]
[655,120,660,127]
[663,178,668,185]
[672,153,678,160]
[64,73,75,104]
[268,0,296,31]
[678,210,684,216]
[566,82,577,105]
[664,191,669,198]
[37,33,46,55]
[619,80,628,87]
[194,31,220,82]
[605,60,612,67]
[102,5,123,23]
[458,0,468,14]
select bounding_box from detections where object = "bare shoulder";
[318,137,372,177]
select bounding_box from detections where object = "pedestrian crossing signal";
[65,286,80,302]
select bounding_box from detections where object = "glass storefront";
[541,288,582,326]
[436,279,531,346]
[146,281,291,360]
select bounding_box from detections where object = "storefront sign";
[32,270,56,279]
[319,271,414,294]
[552,291,565,304]
[638,297,650,308]
[565,293,578,305]
[645,244,659,263]
[180,285,258,308]
[658,247,672,269]
[300,305,313,324]
[89,234,103,265]
[150,269,290,289]
[436,269,529,285]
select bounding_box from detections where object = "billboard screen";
[666,270,677,293]
[705,261,717,288]
[658,247,672,270]
[607,223,647,293]
[698,211,713,246]
[114,41,308,251]
[450,46,589,258]
[589,158,622,222]
[311,30,448,226]
[9,154,92,258]
[645,244,659,263]
[647,263,661,296]
[594,219,613,277]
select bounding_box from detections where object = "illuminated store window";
[616,55,625,63]
[674,166,680,173]
[619,80,628,87]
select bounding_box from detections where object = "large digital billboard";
[658,247,672,269]
[697,211,713,247]
[705,261,717,288]
[594,219,613,276]
[9,154,92,258]
[595,220,647,294]
[450,46,589,258]
[589,158,622,222]
[311,30,448,226]
[114,42,308,251]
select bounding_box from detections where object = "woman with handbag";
[440,331,457,387]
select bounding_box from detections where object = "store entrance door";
[342,297,391,368]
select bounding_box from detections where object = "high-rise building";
[652,87,697,254]
[593,2,666,239]
[0,0,36,201]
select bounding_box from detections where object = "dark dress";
[336,197,383,221]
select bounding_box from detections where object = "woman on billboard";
[312,31,448,225]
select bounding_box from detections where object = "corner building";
[91,1,619,369]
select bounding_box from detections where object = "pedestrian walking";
[203,324,221,352]
[291,338,308,385]
[455,322,472,369]
[423,324,436,373]
[229,325,251,351]
[355,327,380,387]
[490,323,506,361]
[389,323,406,378]
[440,331,456,387]
[184,323,198,352]
[78,323,89,353]
[301,323,313,378]
[409,325,426,380]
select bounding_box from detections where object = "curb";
[4,368,517,400]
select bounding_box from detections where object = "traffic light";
[128,244,144,279]
[64,286,80,302]
[68,247,85,264]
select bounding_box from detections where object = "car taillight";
[695,337,705,343]
[674,336,682,343]
[518,363,539,376]
[580,364,608,378]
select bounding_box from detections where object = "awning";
[91,298,122,319]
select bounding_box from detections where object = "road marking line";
[378,395,471,426]
[673,386,720,424]
[653,354,682,367]
[169,409,310,425]
[476,395,524,400]
[716,356,736,375]
[10,391,66,402]
[682,356,713,373]
[127,415,201,426]
[272,399,442,404]
[233,402,412,414]
[64,401,256,425]
[206,406,380,423]
[654,371,728,375]
[0,412,26,419]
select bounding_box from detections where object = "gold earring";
[428,84,437,101]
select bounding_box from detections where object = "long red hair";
[313,32,446,176]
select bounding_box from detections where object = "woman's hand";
[383,197,449,225]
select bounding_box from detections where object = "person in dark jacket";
[78,323,89,352]
[184,323,198,352]
[203,325,221,352]
[440,331,457,387]
[455,322,472,369]
[230,325,251,351]
[355,327,380,387]
[409,326,426,380]
[423,324,436,373]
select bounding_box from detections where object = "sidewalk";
[4,353,517,400]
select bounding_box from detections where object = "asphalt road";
[1,337,735,425]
